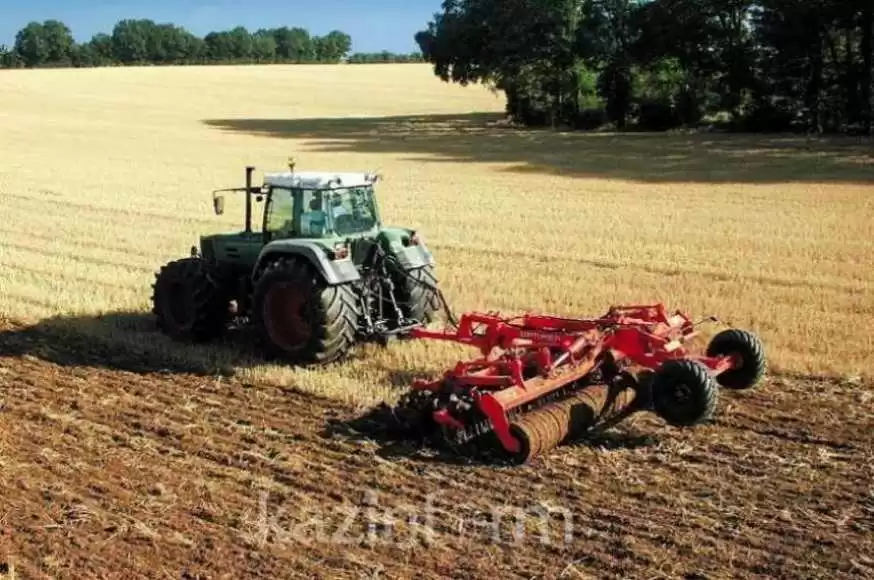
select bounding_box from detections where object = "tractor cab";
[260,171,382,242]
[205,164,385,270]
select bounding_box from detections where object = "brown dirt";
[1,319,872,579]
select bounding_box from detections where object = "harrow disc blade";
[388,390,439,438]
[508,380,639,463]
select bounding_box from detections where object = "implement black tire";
[651,360,718,427]
[706,329,767,390]
[252,257,359,365]
[392,264,440,324]
[151,257,230,342]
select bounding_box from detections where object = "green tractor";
[151,162,443,365]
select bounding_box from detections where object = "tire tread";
[252,257,359,365]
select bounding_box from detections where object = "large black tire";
[251,257,359,365]
[651,360,718,427]
[392,264,440,324]
[706,329,767,390]
[151,257,230,342]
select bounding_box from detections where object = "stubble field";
[1,64,873,578]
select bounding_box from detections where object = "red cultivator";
[392,303,766,463]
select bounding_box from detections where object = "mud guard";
[379,227,436,271]
[253,240,360,285]
[391,243,435,270]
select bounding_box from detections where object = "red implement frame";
[408,303,736,454]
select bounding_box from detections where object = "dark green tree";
[0,44,19,68]
[416,0,589,126]
[88,33,115,64]
[42,19,75,64]
[204,31,233,61]
[227,26,254,59]
[14,22,49,67]
[3,18,366,69]
[111,19,153,63]
[862,1,873,133]
[576,0,642,128]
[252,29,278,62]
[415,0,872,133]
[270,26,315,61]
[315,30,352,62]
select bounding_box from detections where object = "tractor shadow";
[0,309,372,377]
[202,112,874,184]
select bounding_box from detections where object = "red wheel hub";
[263,282,312,351]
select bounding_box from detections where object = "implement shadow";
[202,113,874,184]
[322,381,661,467]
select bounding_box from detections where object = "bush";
[737,99,797,132]
[636,97,680,131]
[570,107,608,130]
[505,85,552,126]
[675,88,703,126]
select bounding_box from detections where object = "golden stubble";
[1,64,872,405]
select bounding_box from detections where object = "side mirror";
[213,194,225,215]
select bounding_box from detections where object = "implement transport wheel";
[392,264,440,324]
[151,257,229,342]
[651,360,718,427]
[252,257,359,365]
[706,329,767,390]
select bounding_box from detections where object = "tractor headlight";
[332,243,350,260]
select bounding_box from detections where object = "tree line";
[415,0,874,134]
[0,19,421,68]
[347,51,424,63]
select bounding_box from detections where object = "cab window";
[265,187,296,238]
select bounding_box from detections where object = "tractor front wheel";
[151,257,230,342]
[251,257,359,365]
[706,329,767,390]
[651,360,718,427]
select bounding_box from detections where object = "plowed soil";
[1,319,873,579]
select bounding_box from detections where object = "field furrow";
[2,64,873,578]
[2,319,873,579]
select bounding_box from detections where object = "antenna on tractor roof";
[287,156,296,173]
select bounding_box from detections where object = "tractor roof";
[262,171,378,190]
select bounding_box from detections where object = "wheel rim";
[728,352,745,370]
[672,381,692,405]
[165,281,194,329]
[262,282,311,351]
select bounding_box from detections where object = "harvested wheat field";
[1,64,874,578]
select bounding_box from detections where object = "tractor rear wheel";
[392,264,440,324]
[151,257,230,342]
[651,360,718,427]
[251,257,359,365]
[706,329,767,390]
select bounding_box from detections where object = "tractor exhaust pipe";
[244,166,254,233]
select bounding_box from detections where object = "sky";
[0,0,439,53]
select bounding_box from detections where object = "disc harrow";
[393,303,766,463]
[509,378,639,463]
